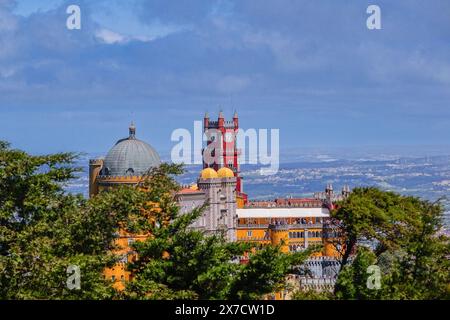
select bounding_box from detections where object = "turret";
[218,110,224,127]
[233,110,239,129]
[204,112,209,130]
[202,110,247,204]
[342,185,351,198]
[325,184,334,209]
[89,158,104,198]
[325,183,334,196]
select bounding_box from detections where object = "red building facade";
[202,111,247,203]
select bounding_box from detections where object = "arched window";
[126,168,135,175]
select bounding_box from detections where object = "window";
[247,230,253,237]
[111,275,116,282]
[119,254,127,263]
[309,231,321,238]
[127,238,135,246]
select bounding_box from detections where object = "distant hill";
[67,153,450,230]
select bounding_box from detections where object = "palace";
[89,112,347,295]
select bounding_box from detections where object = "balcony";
[269,223,323,230]
[237,236,271,242]
[237,224,270,229]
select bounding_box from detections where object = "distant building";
[89,123,161,289]
[89,122,160,197]
[203,111,248,206]
[176,167,237,242]
[89,114,350,295]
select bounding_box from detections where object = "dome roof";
[200,168,218,179]
[102,124,161,177]
[217,167,234,178]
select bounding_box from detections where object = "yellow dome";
[189,184,199,190]
[200,168,218,179]
[217,167,234,178]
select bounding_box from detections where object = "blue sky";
[1,0,450,154]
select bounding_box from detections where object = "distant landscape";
[67,149,450,231]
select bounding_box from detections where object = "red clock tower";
[202,111,247,203]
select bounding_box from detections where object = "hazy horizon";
[1,1,450,154]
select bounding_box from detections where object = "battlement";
[197,176,237,185]
[245,198,324,209]
[224,120,236,126]
[89,158,104,165]
[206,120,237,130]
[306,256,339,262]
[269,223,324,231]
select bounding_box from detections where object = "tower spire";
[129,121,136,139]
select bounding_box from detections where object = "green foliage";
[227,244,312,300]
[121,165,313,300]
[0,141,116,299]
[124,226,311,300]
[3,140,446,300]
[331,187,450,300]
[0,142,311,300]
[292,289,333,300]
[334,247,381,300]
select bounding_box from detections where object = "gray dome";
[101,124,161,176]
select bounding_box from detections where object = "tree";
[112,164,313,300]
[0,142,313,300]
[334,246,381,300]
[378,198,450,299]
[331,187,450,300]
[0,141,119,299]
[292,289,333,300]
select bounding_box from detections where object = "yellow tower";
[89,158,103,197]
[269,225,290,253]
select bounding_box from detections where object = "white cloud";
[95,28,156,45]
[0,2,18,60]
[95,28,127,44]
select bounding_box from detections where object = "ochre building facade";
[89,113,348,293]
